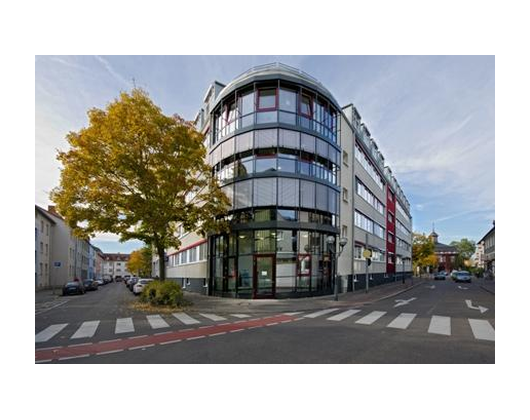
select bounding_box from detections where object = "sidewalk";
[35,288,68,315]
[183,278,427,314]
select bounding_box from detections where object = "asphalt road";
[35,278,495,363]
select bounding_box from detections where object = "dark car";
[83,279,99,291]
[127,277,139,291]
[62,281,85,296]
[434,271,446,280]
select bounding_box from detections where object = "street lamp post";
[327,235,348,302]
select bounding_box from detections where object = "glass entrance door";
[254,254,275,298]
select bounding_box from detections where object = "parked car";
[95,278,105,286]
[453,271,472,283]
[434,271,446,280]
[450,270,458,280]
[127,277,140,291]
[133,279,153,295]
[62,281,85,296]
[83,279,99,291]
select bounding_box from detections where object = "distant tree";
[51,89,230,280]
[127,246,152,277]
[412,233,435,274]
[450,238,476,270]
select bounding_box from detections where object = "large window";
[356,178,385,214]
[278,178,299,207]
[300,180,315,209]
[255,157,276,173]
[300,94,312,117]
[355,210,385,239]
[258,89,277,110]
[279,89,296,112]
[234,180,252,209]
[355,143,384,190]
[253,178,277,206]
[255,230,276,253]
[255,129,277,149]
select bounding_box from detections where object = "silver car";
[453,271,471,283]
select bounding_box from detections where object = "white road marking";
[304,308,341,319]
[172,313,201,325]
[394,297,417,307]
[160,339,182,345]
[35,324,68,343]
[129,344,155,350]
[199,313,227,321]
[387,313,417,329]
[187,335,205,340]
[71,321,100,339]
[35,359,53,364]
[96,349,124,355]
[428,315,451,336]
[284,312,304,316]
[115,317,134,334]
[468,319,495,341]
[356,311,387,325]
[210,332,227,337]
[327,309,361,321]
[230,314,250,319]
[146,315,169,329]
[58,354,90,361]
[465,299,488,314]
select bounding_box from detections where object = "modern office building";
[158,63,413,298]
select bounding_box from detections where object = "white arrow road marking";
[425,285,436,289]
[458,286,469,290]
[465,299,488,314]
[394,297,417,307]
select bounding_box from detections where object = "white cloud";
[94,55,131,87]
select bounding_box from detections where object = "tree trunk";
[157,245,166,281]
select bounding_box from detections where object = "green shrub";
[139,280,185,307]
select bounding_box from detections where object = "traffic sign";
[53,261,61,267]
[362,249,372,258]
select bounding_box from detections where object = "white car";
[133,279,153,295]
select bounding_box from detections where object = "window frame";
[299,93,313,118]
[257,88,278,112]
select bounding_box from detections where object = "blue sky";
[35,55,495,252]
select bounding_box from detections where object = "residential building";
[473,242,485,269]
[478,222,495,274]
[93,246,105,279]
[35,205,56,289]
[102,253,131,280]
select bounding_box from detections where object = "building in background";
[479,222,495,274]
[35,206,56,289]
[429,229,458,272]
[154,63,413,298]
[102,253,131,280]
[473,242,485,269]
[93,246,105,279]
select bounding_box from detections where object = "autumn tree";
[51,89,230,280]
[412,233,436,274]
[127,247,152,277]
[450,238,476,269]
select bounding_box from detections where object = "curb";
[187,280,427,314]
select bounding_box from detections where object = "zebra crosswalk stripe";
[387,313,417,329]
[355,311,387,325]
[173,313,201,325]
[71,321,100,339]
[35,323,68,343]
[327,309,361,321]
[468,319,495,341]
[146,315,169,329]
[230,314,251,319]
[115,318,134,334]
[428,315,451,336]
[304,308,341,319]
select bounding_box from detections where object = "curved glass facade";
[208,74,341,298]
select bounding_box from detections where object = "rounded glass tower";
[208,64,341,298]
